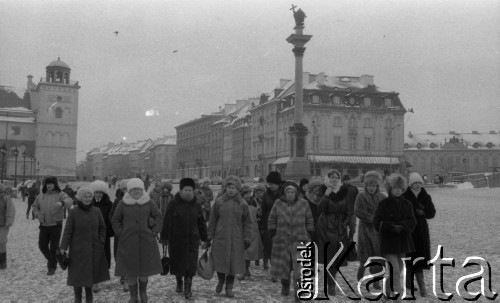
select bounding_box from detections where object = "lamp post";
[14,148,19,187]
[37,160,40,181]
[0,145,6,183]
[389,124,401,174]
[30,156,34,179]
[22,151,26,183]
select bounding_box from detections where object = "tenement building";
[250,72,407,178]
[404,131,500,181]
[0,58,80,181]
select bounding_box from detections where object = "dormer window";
[473,142,480,148]
[312,95,320,104]
[486,142,494,148]
[384,98,392,107]
[349,97,356,105]
[333,96,341,105]
[404,143,410,149]
[363,97,371,106]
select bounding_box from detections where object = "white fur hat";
[127,178,145,191]
[409,172,424,186]
[364,171,383,186]
[76,186,93,200]
[90,180,108,194]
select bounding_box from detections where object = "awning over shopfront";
[272,157,290,165]
[308,155,400,165]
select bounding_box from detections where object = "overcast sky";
[1,0,499,161]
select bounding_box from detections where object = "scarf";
[77,200,92,211]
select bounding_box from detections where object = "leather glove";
[244,240,251,249]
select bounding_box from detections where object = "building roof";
[47,58,70,69]
[0,85,31,110]
[272,155,400,165]
[405,131,500,150]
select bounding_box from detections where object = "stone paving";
[1,187,499,302]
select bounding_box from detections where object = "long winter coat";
[208,192,252,275]
[112,193,163,277]
[315,186,351,265]
[354,190,386,262]
[403,187,436,269]
[160,193,207,276]
[245,200,263,261]
[373,195,417,255]
[93,194,114,238]
[268,196,313,280]
[60,203,110,287]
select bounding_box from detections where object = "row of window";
[411,155,499,172]
[310,136,392,152]
[310,95,394,107]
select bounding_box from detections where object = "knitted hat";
[308,179,323,192]
[76,186,93,200]
[254,183,266,193]
[384,173,408,193]
[127,178,145,191]
[266,171,282,185]
[180,178,196,190]
[364,171,383,186]
[90,180,108,194]
[282,181,298,193]
[327,169,341,178]
[240,184,252,195]
[224,175,242,191]
[409,172,424,186]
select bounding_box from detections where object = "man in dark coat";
[26,183,38,220]
[90,181,114,273]
[260,171,282,271]
[342,174,359,243]
[161,178,207,299]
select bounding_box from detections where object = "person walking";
[90,180,114,293]
[403,172,436,297]
[32,176,73,275]
[252,183,266,267]
[342,174,359,245]
[354,171,386,290]
[268,181,313,299]
[374,174,416,299]
[0,183,15,269]
[112,178,163,303]
[59,187,110,303]
[26,183,38,220]
[207,176,252,298]
[261,171,282,271]
[200,178,214,221]
[160,178,207,299]
[315,170,352,296]
[109,179,129,292]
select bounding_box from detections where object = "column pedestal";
[285,123,310,181]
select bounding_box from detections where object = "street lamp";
[37,160,40,181]
[13,148,19,187]
[22,151,26,183]
[30,156,34,179]
[389,124,401,174]
[0,145,6,183]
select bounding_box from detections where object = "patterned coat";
[160,193,207,276]
[315,186,351,265]
[373,195,417,255]
[112,193,163,277]
[354,190,386,262]
[60,204,110,287]
[207,192,252,275]
[268,196,313,280]
[403,187,436,269]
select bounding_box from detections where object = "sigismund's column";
[285,7,312,180]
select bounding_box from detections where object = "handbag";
[56,250,70,271]
[161,244,170,276]
[197,247,214,280]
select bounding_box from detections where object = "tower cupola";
[46,57,71,84]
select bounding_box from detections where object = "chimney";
[449,131,456,134]
[27,75,36,90]
[360,74,374,87]
[316,72,326,86]
[224,103,236,114]
[472,131,479,134]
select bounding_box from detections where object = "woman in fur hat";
[112,178,163,303]
[403,172,436,297]
[60,187,110,303]
[238,184,263,280]
[305,178,324,227]
[374,173,417,299]
[207,175,252,298]
[354,171,386,290]
[161,177,207,299]
[89,180,114,293]
[314,169,352,296]
[32,176,74,276]
[252,183,266,266]
[268,181,314,299]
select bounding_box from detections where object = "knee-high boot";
[216,272,225,294]
[138,279,148,303]
[84,287,93,303]
[281,279,290,296]
[225,274,235,298]
[184,276,193,299]
[73,287,83,303]
[175,275,183,293]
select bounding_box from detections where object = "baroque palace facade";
[175,72,407,179]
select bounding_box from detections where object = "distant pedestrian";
[90,180,114,293]
[20,184,27,202]
[374,174,416,298]
[354,171,386,290]
[32,176,73,275]
[160,178,207,299]
[252,183,266,266]
[26,183,38,220]
[0,183,15,269]
[144,175,150,192]
[59,187,110,303]
[208,176,252,298]
[403,173,436,297]
[298,178,309,199]
[268,181,313,299]
[200,178,214,221]
[261,171,283,271]
[112,178,163,303]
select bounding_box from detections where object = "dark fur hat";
[42,176,61,193]
[384,173,408,193]
[180,178,196,190]
[266,171,282,185]
[224,175,242,191]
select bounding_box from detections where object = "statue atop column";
[290,5,306,27]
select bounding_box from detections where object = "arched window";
[49,72,54,82]
[55,107,63,118]
[64,73,69,84]
[56,71,63,83]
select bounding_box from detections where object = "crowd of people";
[0,169,436,302]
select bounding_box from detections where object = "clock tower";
[28,58,80,179]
